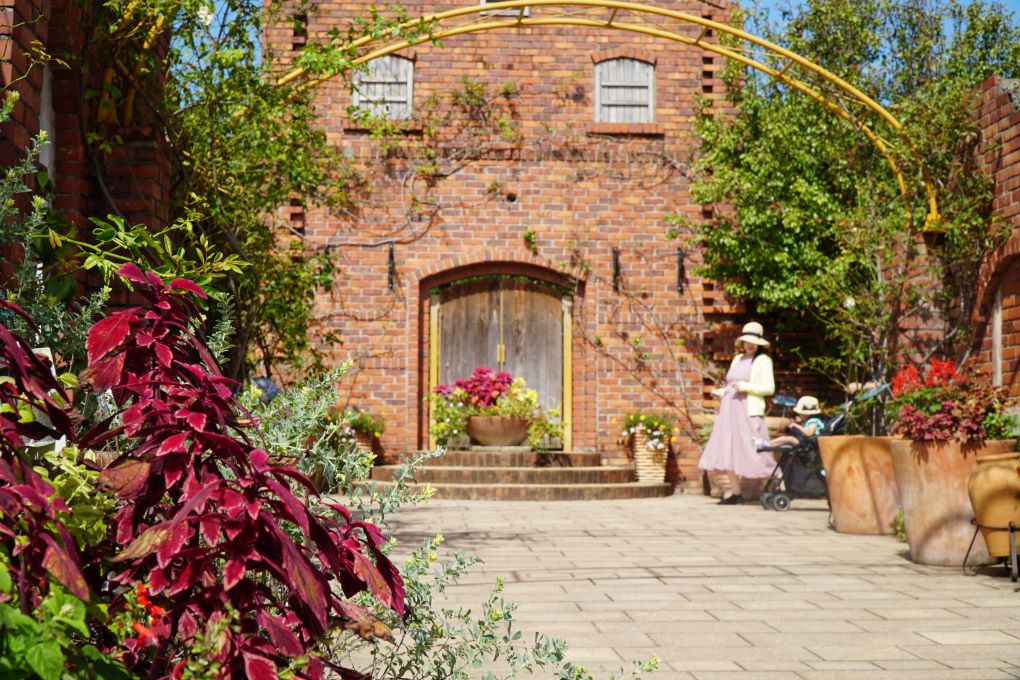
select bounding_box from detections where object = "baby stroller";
[758,385,887,511]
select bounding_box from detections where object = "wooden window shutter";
[353,55,414,120]
[594,58,654,124]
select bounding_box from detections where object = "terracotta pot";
[633,430,667,483]
[967,452,1020,557]
[889,438,1016,566]
[818,436,899,535]
[466,416,529,447]
[354,431,377,454]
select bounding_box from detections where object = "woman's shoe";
[718,494,745,505]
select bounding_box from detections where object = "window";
[352,55,414,120]
[479,0,530,16]
[594,58,654,123]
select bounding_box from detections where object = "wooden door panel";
[502,280,563,412]
[439,280,499,385]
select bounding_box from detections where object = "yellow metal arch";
[278,0,939,228]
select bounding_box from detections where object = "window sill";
[586,122,664,137]
[342,120,423,134]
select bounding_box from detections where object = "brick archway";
[414,256,586,449]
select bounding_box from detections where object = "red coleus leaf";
[200,518,220,546]
[224,556,245,591]
[154,342,173,368]
[157,521,192,569]
[112,524,172,563]
[116,262,150,286]
[352,551,392,610]
[242,651,278,680]
[158,432,190,456]
[169,278,208,299]
[100,459,151,498]
[256,612,304,657]
[86,308,138,363]
[178,610,199,641]
[279,531,328,630]
[176,408,207,431]
[80,352,126,392]
[41,535,89,602]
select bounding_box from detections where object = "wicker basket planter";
[633,430,667,483]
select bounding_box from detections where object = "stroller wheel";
[760,492,774,509]
[772,494,791,512]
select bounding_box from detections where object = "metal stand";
[965,519,1018,581]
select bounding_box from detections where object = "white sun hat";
[793,396,821,415]
[736,321,770,347]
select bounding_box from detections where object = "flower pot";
[466,416,529,447]
[354,431,377,454]
[818,435,899,535]
[633,430,667,483]
[967,452,1020,558]
[889,438,1016,566]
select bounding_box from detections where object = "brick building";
[0,0,170,239]
[971,78,1020,396]
[265,0,776,490]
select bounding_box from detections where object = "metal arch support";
[277,0,940,229]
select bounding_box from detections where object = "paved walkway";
[389,493,1020,679]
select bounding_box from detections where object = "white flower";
[843,295,856,309]
[197,5,215,26]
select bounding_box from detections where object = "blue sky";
[750,0,1020,18]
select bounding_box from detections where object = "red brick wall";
[0,0,171,231]
[971,77,1020,396]
[266,0,801,489]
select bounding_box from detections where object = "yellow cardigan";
[731,352,775,417]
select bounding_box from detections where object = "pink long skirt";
[698,359,776,479]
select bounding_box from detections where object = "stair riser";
[370,467,634,484]
[368,482,673,501]
[421,451,602,467]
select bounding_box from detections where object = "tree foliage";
[690,0,1020,394]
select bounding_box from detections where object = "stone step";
[366,480,673,501]
[370,465,633,485]
[419,449,603,468]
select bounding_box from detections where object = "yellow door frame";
[278,0,940,229]
[427,282,574,451]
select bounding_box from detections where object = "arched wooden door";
[431,277,571,444]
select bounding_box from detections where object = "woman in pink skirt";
[699,322,776,505]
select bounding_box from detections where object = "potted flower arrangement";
[334,408,386,454]
[886,359,1016,566]
[429,366,562,449]
[619,412,673,483]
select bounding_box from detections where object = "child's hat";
[793,396,821,415]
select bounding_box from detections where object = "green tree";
[689,0,1020,404]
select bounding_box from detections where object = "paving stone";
[920,631,1020,645]
[387,495,1020,678]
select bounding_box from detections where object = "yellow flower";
[374,432,382,438]
[670,436,677,443]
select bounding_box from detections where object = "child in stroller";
[758,395,841,511]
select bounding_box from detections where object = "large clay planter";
[968,452,1020,557]
[466,416,529,447]
[633,430,667,483]
[818,436,899,535]
[889,438,1016,566]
